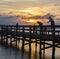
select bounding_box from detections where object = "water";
[0,40,60,59]
[0,44,29,59]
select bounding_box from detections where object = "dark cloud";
[0,13,59,25]
[21,13,55,19]
[54,4,60,6]
[0,15,19,25]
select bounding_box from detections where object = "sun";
[23,19,39,24]
[28,19,35,23]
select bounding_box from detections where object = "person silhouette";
[48,16,55,59]
[37,21,43,34]
[16,23,19,30]
[48,16,55,28]
[16,23,19,26]
[37,21,43,26]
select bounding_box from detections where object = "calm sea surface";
[0,40,60,59]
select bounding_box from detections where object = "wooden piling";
[29,27,31,59]
[1,26,3,42]
[39,23,43,59]
[42,41,45,59]
[35,38,37,59]
[5,26,8,45]
[34,26,37,59]
[15,23,18,48]
[52,25,55,59]
[21,27,25,59]
[10,26,12,46]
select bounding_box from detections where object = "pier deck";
[0,25,60,59]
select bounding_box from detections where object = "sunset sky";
[0,0,60,25]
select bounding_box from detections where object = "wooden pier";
[0,24,60,59]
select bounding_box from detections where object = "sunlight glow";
[18,7,47,16]
[21,18,49,25]
[21,9,35,13]
[28,19,35,23]
[22,19,39,25]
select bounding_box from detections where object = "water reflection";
[0,40,60,59]
[0,44,29,59]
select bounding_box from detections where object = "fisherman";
[48,16,55,59]
[37,21,43,35]
[37,21,43,26]
[48,16,55,28]
[33,24,36,33]
[37,21,43,30]
[16,23,19,31]
[16,23,19,27]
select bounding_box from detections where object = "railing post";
[1,25,3,42]
[42,26,45,59]
[16,23,19,48]
[6,26,8,45]
[40,24,43,59]
[21,26,25,59]
[10,26,12,46]
[3,25,6,40]
[29,26,31,59]
[33,24,36,33]
[34,25,37,59]
[52,25,55,59]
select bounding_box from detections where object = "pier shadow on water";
[0,40,60,59]
[0,43,29,59]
